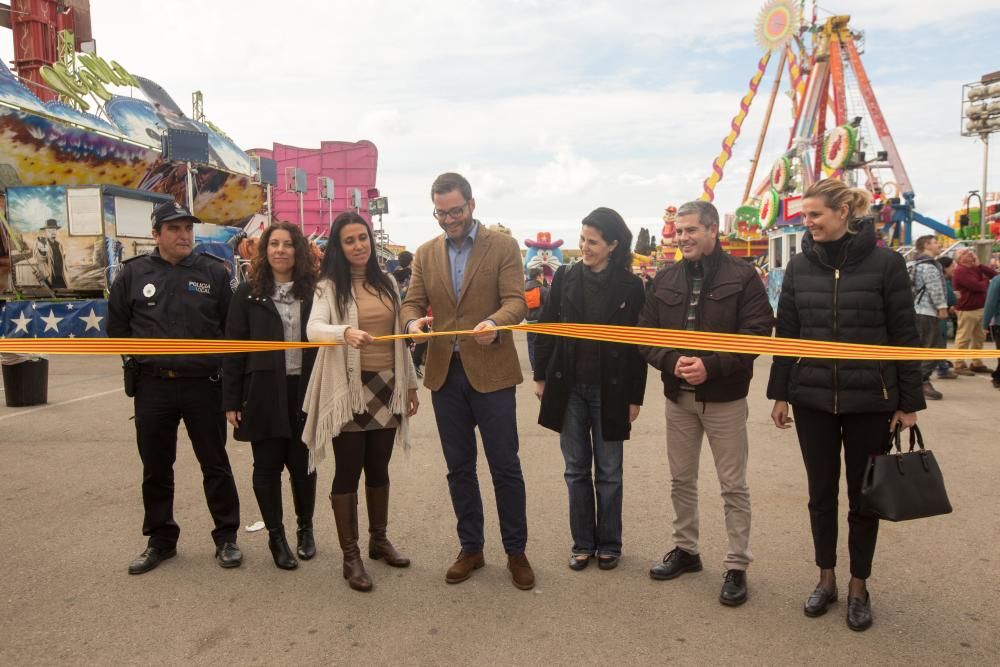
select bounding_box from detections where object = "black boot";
[268,527,298,570]
[253,468,297,570]
[291,473,317,560]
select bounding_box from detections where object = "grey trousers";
[914,313,945,381]
[665,392,752,571]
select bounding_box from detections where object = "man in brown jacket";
[638,200,773,607]
[401,172,533,590]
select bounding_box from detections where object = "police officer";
[108,200,242,575]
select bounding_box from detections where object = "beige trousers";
[665,392,752,571]
[955,308,985,368]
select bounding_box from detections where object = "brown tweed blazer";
[401,224,527,393]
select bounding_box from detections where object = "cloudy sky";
[4,0,998,249]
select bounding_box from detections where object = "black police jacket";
[221,282,316,442]
[533,262,647,442]
[638,246,774,403]
[107,249,233,376]
[766,219,925,415]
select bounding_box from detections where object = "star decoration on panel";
[81,308,104,332]
[10,311,33,335]
[1,300,109,338]
[40,309,64,333]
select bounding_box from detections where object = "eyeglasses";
[432,202,469,221]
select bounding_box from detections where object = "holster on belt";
[122,356,138,397]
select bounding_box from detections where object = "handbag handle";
[885,423,924,455]
[885,423,903,455]
[908,424,926,452]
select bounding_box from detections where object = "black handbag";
[859,424,952,522]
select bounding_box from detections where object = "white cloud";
[618,172,674,187]
[357,109,410,141]
[455,162,512,201]
[531,140,599,196]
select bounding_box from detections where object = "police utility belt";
[138,365,220,380]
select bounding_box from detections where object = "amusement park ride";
[654,0,978,291]
[0,0,379,344]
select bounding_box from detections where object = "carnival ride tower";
[698,1,952,246]
[774,15,911,203]
[2,0,92,101]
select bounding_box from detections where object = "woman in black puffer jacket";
[767,179,925,632]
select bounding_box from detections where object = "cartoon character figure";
[661,206,677,244]
[524,232,564,283]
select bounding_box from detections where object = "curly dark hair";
[320,211,398,319]
[248,221,317,300]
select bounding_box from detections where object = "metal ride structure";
[959,71,1000,263]
[697,0,956,279]
[693,0,802,264]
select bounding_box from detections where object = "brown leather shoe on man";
[445,550,485,584]
[507,552,535,590]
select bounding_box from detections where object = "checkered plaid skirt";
[341,369,401,432]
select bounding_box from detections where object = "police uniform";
[107,201,241,572]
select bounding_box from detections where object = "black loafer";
[847,592,873,631]
[568,555,591,571]
[719,569,748,606]
[128,546,176,575]
[650,547,703,580]
[804,585,838,617]
[597,555,620,570]
[215,542,243,568]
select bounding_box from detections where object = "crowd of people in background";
[106,174,997,637]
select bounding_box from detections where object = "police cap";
[152,200,201,227]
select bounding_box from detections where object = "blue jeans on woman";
[560,384,624,557]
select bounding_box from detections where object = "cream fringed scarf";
[301,277,417,473]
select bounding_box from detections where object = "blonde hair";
[803,179,872,234]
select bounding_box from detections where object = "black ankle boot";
[268,528,298,570]
[296,523,316,560]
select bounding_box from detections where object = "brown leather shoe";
[445,550,484,584]
[507,552,535,590]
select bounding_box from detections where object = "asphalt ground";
[1,335,998,665]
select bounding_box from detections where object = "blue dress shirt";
[448,220,479,300]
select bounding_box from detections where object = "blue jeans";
[526,331,537,373]
[559,384,624,557]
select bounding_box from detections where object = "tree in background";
[634,227,652,255]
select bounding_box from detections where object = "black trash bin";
[2,358,49,407]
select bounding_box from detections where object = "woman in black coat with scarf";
[223,221,318,570]
[534,207,647,571]
[767,179,925,631]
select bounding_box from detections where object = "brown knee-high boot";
[365,484,410,567]
[330,493,372,591]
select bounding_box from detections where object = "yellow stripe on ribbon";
[1,323,998,361]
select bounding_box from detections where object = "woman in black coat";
[223,221,318,570]
[534,207,647,571]
[767,179,925,631]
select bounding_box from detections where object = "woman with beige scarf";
[302,212,419,592]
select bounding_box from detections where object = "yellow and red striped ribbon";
[1,323,997,361]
